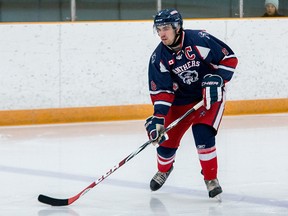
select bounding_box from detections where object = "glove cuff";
[202,74,224,88]
[152,116,165,125]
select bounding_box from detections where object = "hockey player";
[145,8,238,198]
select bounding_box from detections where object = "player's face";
[156,24,177,46]
[265,4,277,15]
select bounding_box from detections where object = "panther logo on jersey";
[178,70,199,85]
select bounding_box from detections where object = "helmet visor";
[153,22,180,34]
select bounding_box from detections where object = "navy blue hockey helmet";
[153,8,183,29]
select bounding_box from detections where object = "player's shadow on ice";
[38,207,80,216]
[149,196,170,216]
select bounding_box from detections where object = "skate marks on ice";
[38,208,80,216]
[1,163,288,210]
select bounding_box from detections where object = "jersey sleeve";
[193,31,238,82]
[148,50,175,117]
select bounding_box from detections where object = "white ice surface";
[0,114,288,216]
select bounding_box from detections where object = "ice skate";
[150,166,174,191]
[205,178,222,201]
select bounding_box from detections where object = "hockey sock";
[192,124,218,180]
[198,150,218,180]
[157,146,177,172]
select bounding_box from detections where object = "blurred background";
[0,0,287,22]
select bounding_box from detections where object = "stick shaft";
[38,100,203,206]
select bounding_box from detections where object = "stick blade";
[38,194,69,206]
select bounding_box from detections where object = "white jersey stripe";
[154,101,172,106]
[150,90,174,95]
[223,54,237,59]
[218,65,236,72]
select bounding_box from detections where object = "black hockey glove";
[202,74,224,110]
[145,116,168,145]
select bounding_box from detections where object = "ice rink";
[0,113,288,216]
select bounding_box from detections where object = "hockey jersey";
[148,29,238,117]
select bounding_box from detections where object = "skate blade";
[214,194,222,202]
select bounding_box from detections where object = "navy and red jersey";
[148,29,238,117]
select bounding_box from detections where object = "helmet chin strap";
[168,28,183,51]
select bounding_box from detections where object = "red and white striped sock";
[198,146,218,180]
[157,153,175,172]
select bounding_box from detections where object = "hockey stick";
[38,100,204,206]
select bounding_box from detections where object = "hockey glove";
[202,74,224,110]
[145,116,168,145]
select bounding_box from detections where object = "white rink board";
[0,19,287,110]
